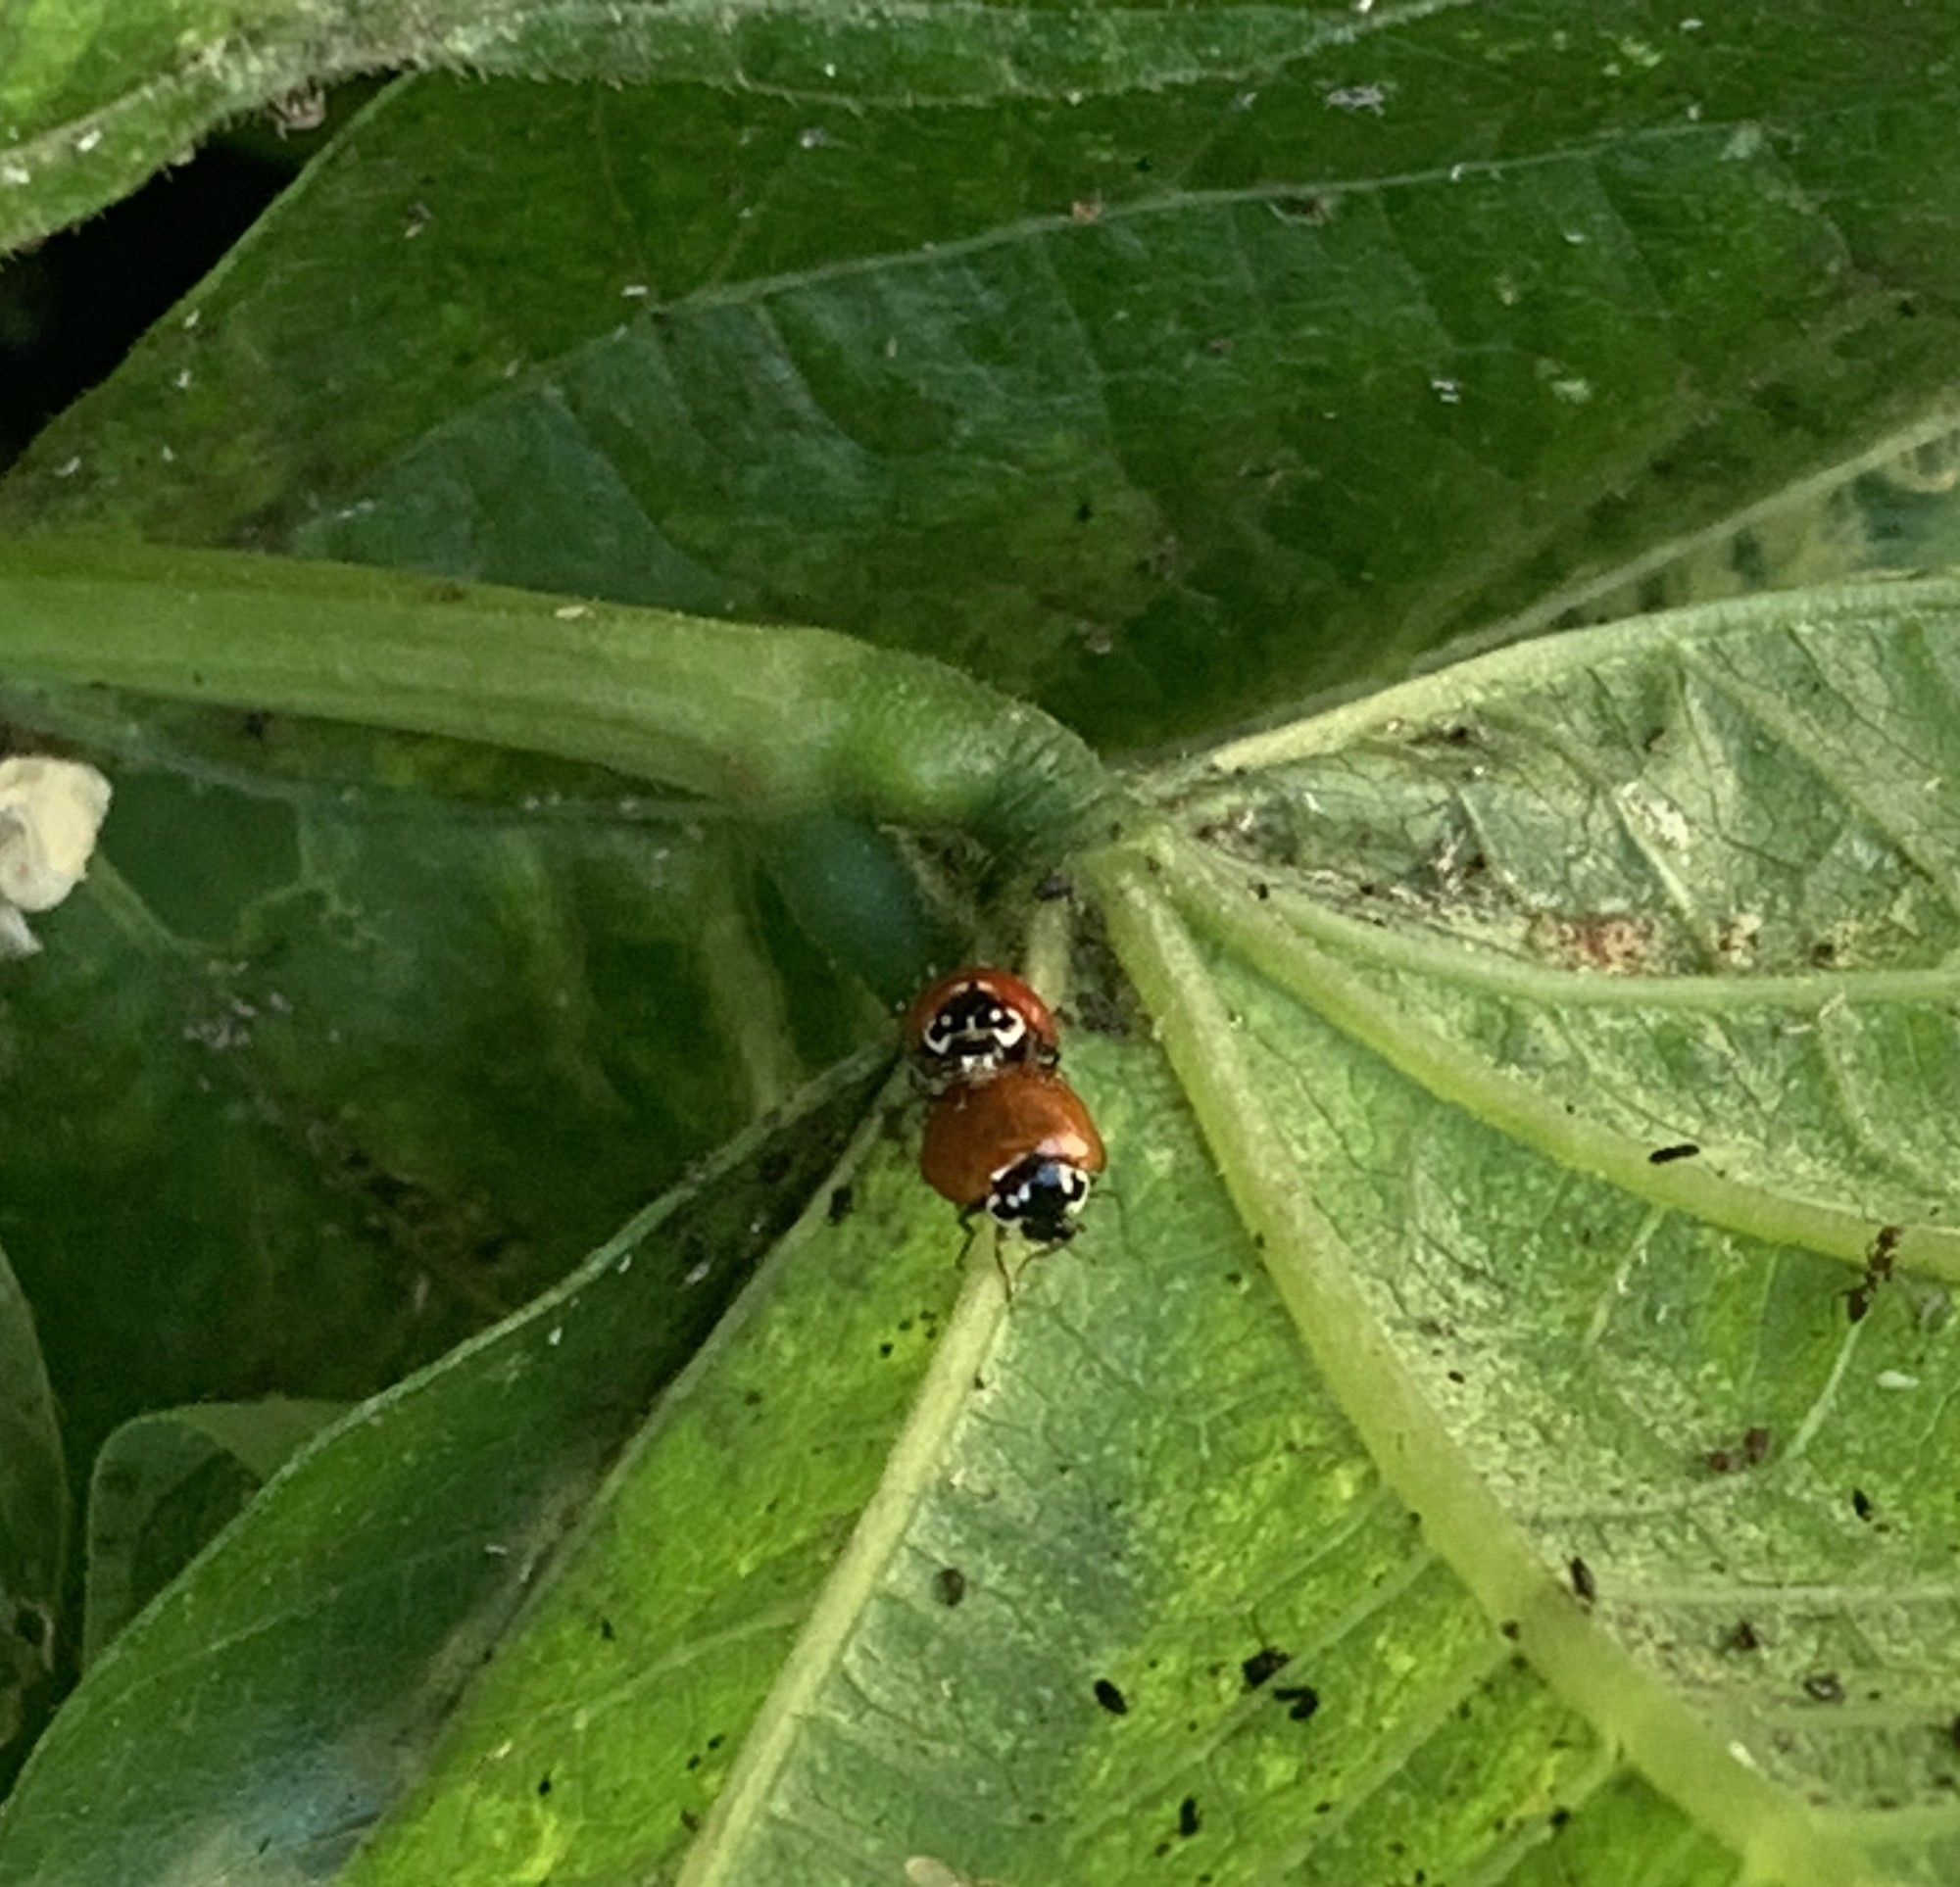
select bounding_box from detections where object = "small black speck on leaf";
[1728,1620,1761,1653]
[1272,1684,1319,1721]
[1804,1672,1844,1704]
[1852,1489,1875,1522]
[1075,500,1096,523]
[1948,1714,1960,1752]
[878,1340,894,1358]
[1094,1677,1129,1715]
[1548,1808,1571,1830]
[707,1733,725,1751]
[1252,881,1271,900]
[1499,1621,1521,1641]
[1178,1797,1201,1838]
[537,1775,552,1797]
[1648,1142,1699,1165]
[935,1567,967,1607]
[826,1185,854,1224]
[1742,1426,1772,1465]
[756,1147,793,1185]
[1568,1557,1596,1603]
[599,1618,615,1641]
[679,1808,701,1832]
[1242,1646,1291,1689]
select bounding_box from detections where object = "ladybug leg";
[994,1237,1017,1301]
[957,1211,1016,1299]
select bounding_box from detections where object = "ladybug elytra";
[919,1065,1105,1246]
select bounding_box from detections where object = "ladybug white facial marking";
[906,967,1058,1089]
[985,1155,1092,1245]
[921,990,1028,1068]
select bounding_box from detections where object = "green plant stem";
[0,539,1122,861]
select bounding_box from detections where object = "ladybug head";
[986,1154,1092,1245]
[920,985,1030,1070]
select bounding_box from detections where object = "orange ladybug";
[920,1065,1105,1245]
[905,965,1060,1089]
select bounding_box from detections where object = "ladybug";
[905,966,1060,1089]
[920,1066,1106,1246]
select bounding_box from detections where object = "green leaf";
[0,1050,885,1885]
[13,541,1960,1874]
[0,1241,63,1773]
[82,1399,344,1666]
[0,0,1359,255]
[0,572,948,1514]
[348,1033,1707,1887]
[1156,580,1960,1261]
[1099,579,1960,1884]
[15,530,1960,1873]
[14,6,1960,742]
[0,1012,1733,1887]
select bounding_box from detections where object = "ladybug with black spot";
[919,1064,1105,1247]
[905,965,1059,1091]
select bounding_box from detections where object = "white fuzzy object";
[0,756,113,957]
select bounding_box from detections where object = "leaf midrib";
[1157,835,1960,1284]
[670,899,1076,1881]
[1194,846,1960,1012]
[669,1256,1006,1885]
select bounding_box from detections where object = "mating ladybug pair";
[904,967,1105,1246]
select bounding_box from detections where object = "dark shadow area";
[0,84,381,475]
[0,146,286,471]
